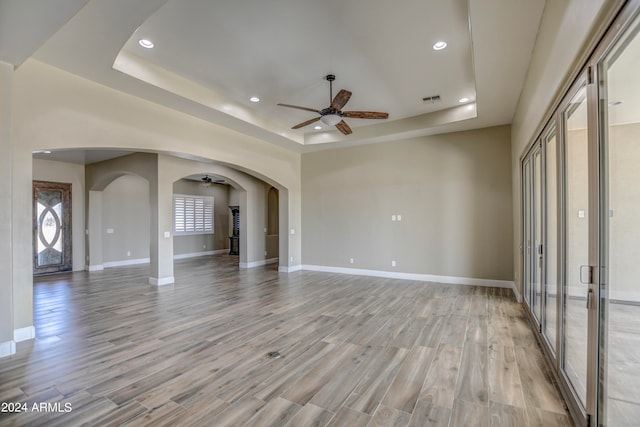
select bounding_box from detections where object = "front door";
[33,181,72,274]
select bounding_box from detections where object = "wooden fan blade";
[277,103,321,113]
[291,117,321,129]
[342,111,389,119]
[335,120,352,135]
[331,90,352,110]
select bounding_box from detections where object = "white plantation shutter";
[174,194,214,235]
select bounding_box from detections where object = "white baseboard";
[89,250,231,269]
[279,265,302,273]
[300,265,515,289]
[0,340,16,358]
[173,249,228,260]
[512,283,523,303]
[240,258,280,269]
[149,276,175,286]
[103,258,150,268]
[14,326,35,342]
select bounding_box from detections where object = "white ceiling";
[3,0,547,154]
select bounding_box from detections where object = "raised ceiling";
[3,0,546,153]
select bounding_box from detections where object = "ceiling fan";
[202,175,225,185]
[277,74,389,135]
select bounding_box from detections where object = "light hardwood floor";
[0,256,571,426]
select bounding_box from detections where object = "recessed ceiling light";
[138,39,154,49]
[314,125,322,130]
[459,97,470,103]
[249,96,260,103]
[433,41,447,50]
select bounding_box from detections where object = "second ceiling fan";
[277,74,389,135]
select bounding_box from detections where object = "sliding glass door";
[543,127,558,355]
[561,82,591,412]
[522,143,543,324]
[598,9,640,426]
[520,3,640,425]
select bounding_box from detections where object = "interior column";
[0,61,15,356]
[87,190,104,271]
[149,158,174,285]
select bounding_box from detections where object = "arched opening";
[172,175,233,260]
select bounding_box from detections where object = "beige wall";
[302,125,513,281]
[102,174,150,263]
[32,158,86,271]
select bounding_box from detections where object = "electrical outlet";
[127,251,131,257]
[397,214,402,221]
[391,260,396,267]
[290,256,294,262]
[203,245,206,249]
[349,258,354,264]
[391,215,396,221]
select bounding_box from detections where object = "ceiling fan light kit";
[321,114,342,126]
[277,74,389,135]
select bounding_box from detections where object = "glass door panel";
[598,11,640,426]
[544,129,558,354]
[523,159,532,306]
[33,181,72,274]
[562,85,589,408]
[532,146,543,322]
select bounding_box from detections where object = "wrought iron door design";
[33,181,72,274]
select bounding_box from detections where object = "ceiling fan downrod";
[326,74,336,104]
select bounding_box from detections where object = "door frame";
[33,180,73,275]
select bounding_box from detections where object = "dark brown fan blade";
[277,103,321,113]
[291,117,321,129]
[331,90,352,110]
[335,120,352,135]
[342,111,389,119]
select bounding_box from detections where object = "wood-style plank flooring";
[0,256,571,426]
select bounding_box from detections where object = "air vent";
[422,95,441,103]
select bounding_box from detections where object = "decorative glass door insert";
[33,181,72,274]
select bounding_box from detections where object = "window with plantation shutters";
[173,194,214,235]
